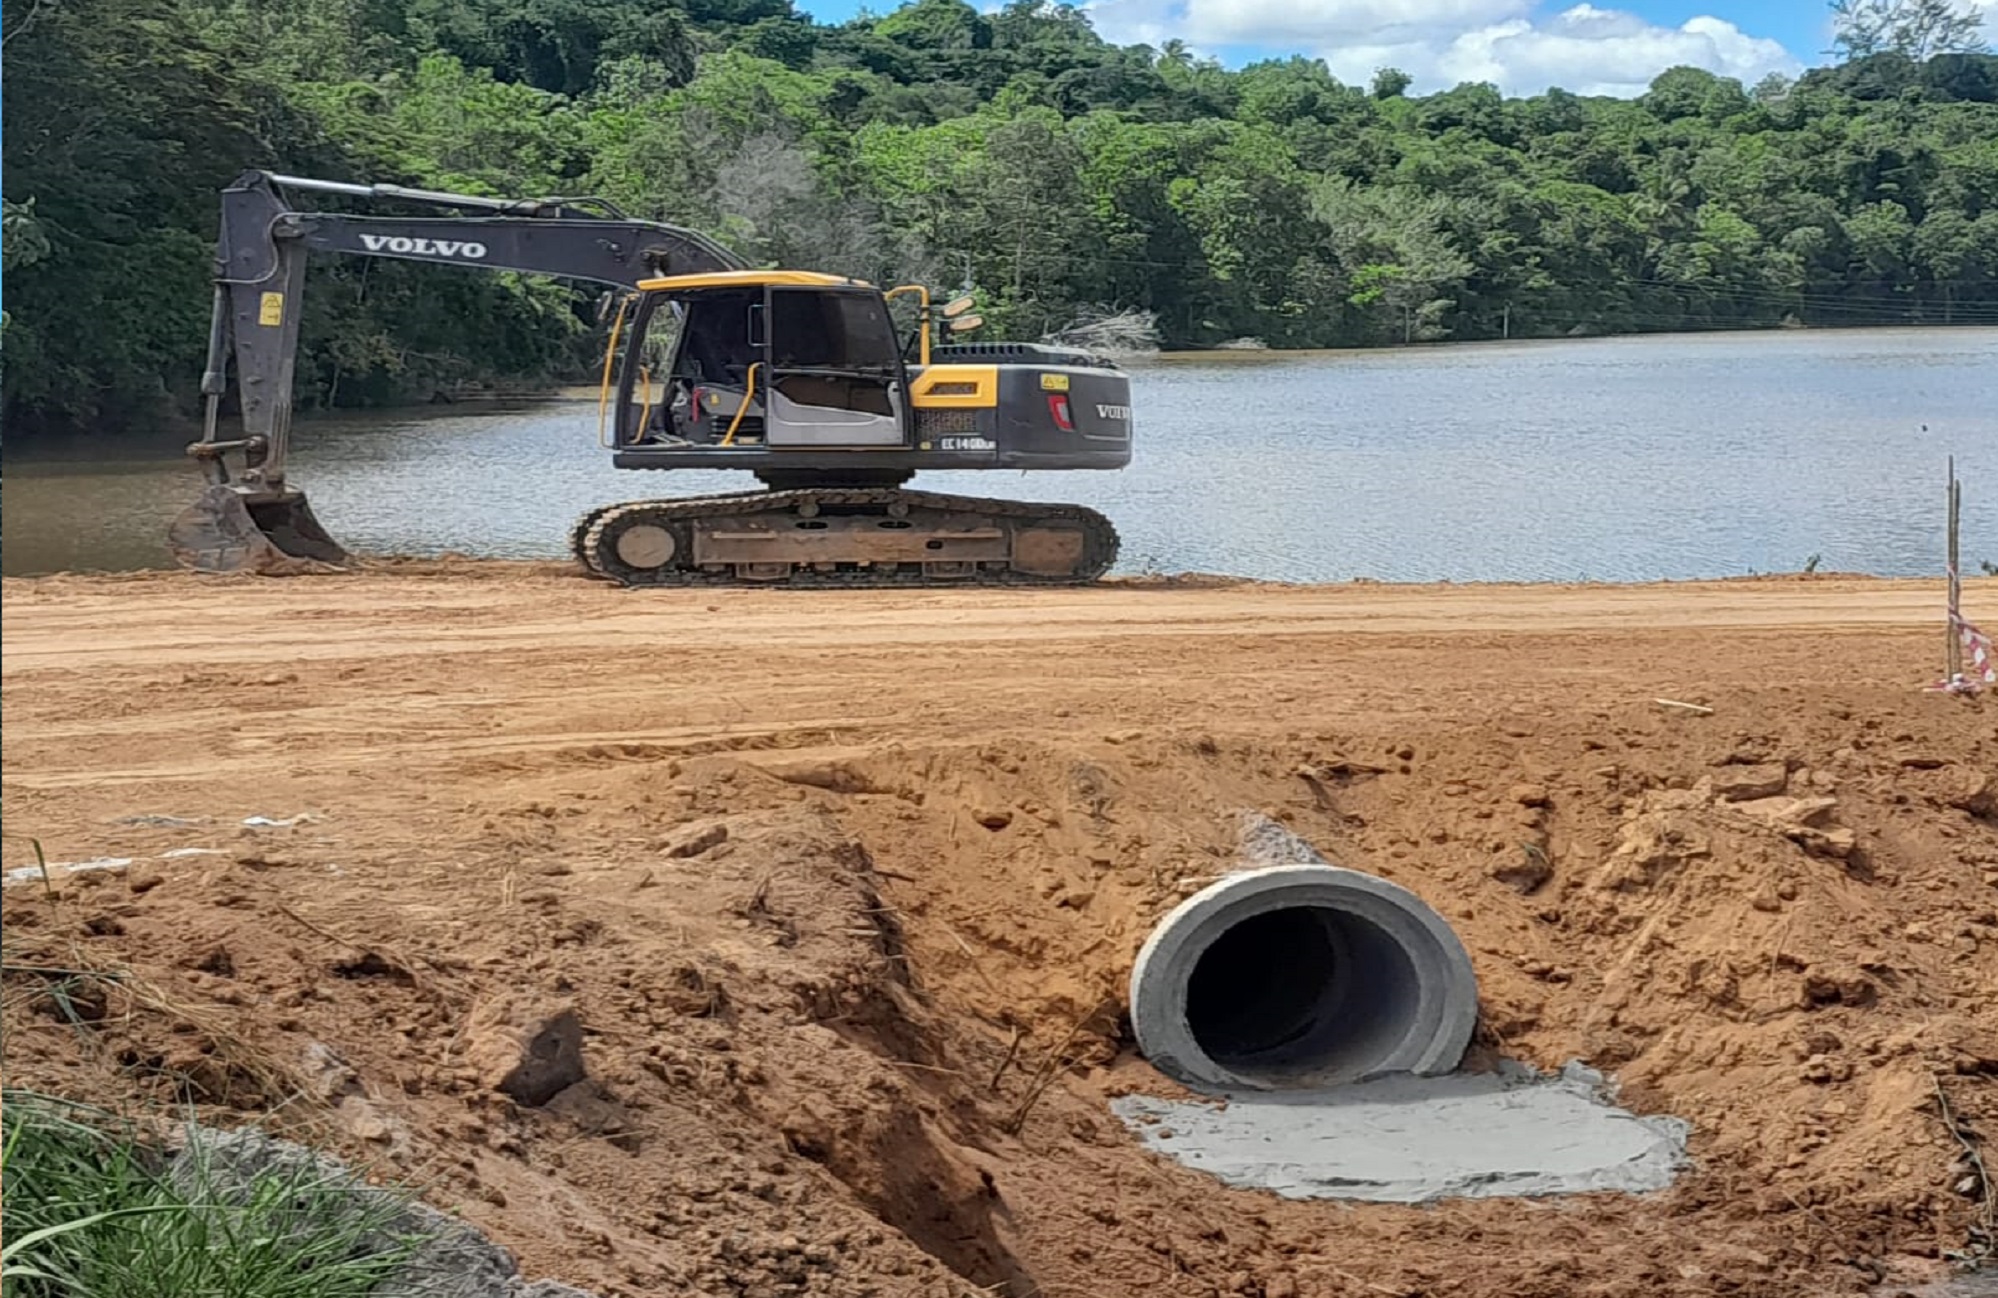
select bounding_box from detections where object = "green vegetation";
[0,1094,428,1297]
[3,0,1995,434]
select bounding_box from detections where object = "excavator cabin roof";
[637,269,873,293]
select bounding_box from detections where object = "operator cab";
[606,268,1133,481]
[621,271,907,451]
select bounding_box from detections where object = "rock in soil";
[467,1002,586,1107]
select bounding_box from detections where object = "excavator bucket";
[168,484,350,576]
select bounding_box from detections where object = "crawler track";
[572,488,1120,588]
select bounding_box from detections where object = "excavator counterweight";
[177,170,1131,586]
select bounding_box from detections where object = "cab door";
[760,288,910,448]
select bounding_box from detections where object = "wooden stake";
[1947,455,1964,683]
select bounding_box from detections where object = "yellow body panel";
[909,365,1000,409]
[638,269,872,292]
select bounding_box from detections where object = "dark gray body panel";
[612,362,1132,479]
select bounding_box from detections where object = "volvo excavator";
[169,170,1130,587]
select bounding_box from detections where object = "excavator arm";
[172,169,744,573]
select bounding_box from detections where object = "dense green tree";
[1313,179,1472,341]
[1371,68,1413,100]
[1,0,265,427]
[2,199,53,345]
[731,15,819,68]
[5,0,1998,435]
[875,0,991,52]
[404,0,697,95]
[679,0,794,27]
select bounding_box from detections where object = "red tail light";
[1047,394,1074,431]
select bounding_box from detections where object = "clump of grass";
[2,930,331,1122]
[1,1092,431,1297]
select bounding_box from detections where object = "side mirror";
[594,291,618,323]
[747,303,766,348]
[941,295,976,319]
[946,313,984,333]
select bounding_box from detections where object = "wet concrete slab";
[1112,1060,1690,1204]
[1880,1276,1998,1297]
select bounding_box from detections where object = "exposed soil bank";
[4,566,1995,1297]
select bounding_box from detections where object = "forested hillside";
[3,0,1996,435]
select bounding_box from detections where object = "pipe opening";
[1129,864,1479,1094]
[1182,904,1421,1085]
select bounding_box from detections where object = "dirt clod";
[468,1002,587,1106]
[1941,768,1997,818]
[1711,763,1790,802]
[666,821,729,858]
[1489,843,1554,894]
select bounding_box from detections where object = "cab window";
[771,290,900,371]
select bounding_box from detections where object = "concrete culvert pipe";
[1130,865,1479,1093]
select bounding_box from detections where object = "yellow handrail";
[595,293,634,448]
[636,366,653,441]
[885,284,932,368]
[721,363,760,446]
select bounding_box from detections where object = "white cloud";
[1084,0,1803,98]
[1181,0,1531,46]
[1417,5,1798,96]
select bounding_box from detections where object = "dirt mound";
[4,573,1995,1297]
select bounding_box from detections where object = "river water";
[5,327,1994,583]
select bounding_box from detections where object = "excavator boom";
[172,170,743,573]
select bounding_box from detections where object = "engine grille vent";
[917,409,980,435]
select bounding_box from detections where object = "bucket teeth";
[168,485,349,575]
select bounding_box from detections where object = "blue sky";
[788,0,1990,96]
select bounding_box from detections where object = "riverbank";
[4,565,1994,1296]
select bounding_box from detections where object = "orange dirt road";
[2,567,1987,798]
[3,568,1983,670]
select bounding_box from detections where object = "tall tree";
[1830,0,1991,61]
[1371,67,1413,100]
[1312,178,1472,342]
